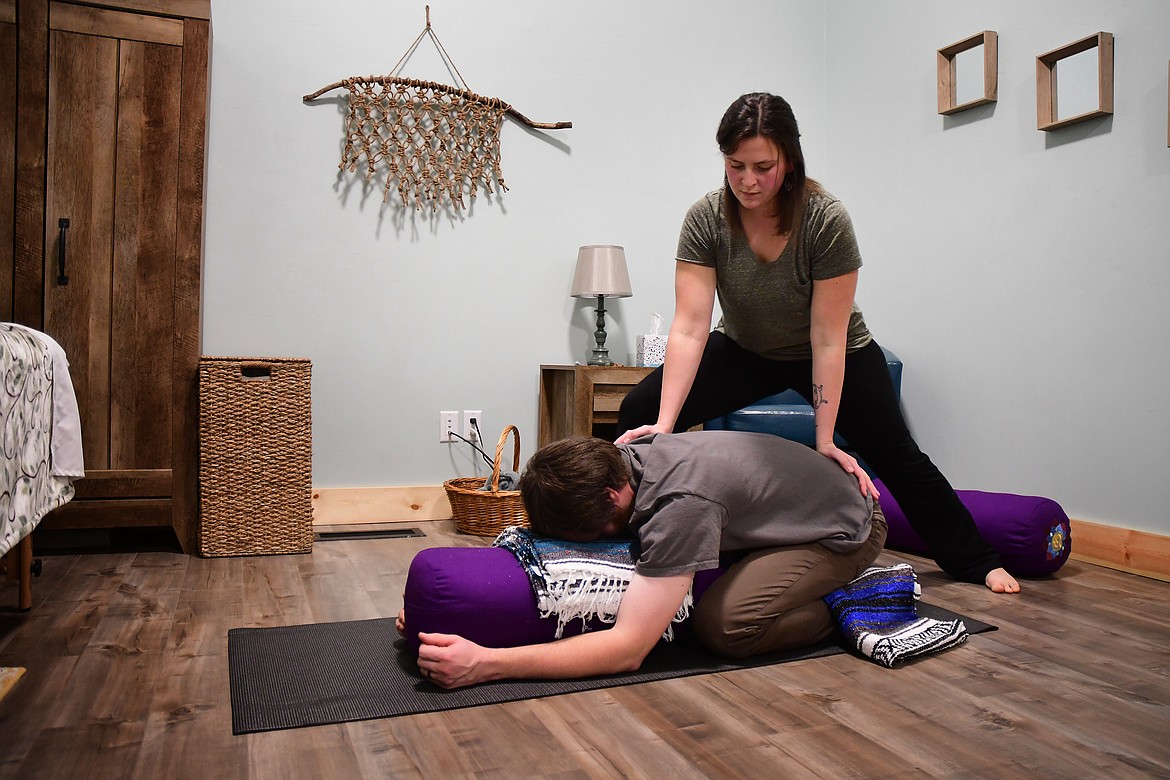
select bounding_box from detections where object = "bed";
[0,323,84,609]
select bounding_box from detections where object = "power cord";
[448,430,494,469]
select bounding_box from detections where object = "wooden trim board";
[312,485,453,526]
[1070,518,1170,583]
[50,2,184,45]
[52,1,210,20]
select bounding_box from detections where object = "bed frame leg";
[17,536,33,610]
[4,538,34,610]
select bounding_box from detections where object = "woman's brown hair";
[716,92,822,241]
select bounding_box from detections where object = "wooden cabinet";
[4,0,209,552]
[538,365,654,447]
[1,3,14,316]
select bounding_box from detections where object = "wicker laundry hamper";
[198,357,313,556]
[444,424,528,536]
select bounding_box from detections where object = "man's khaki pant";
[692,505,888,658]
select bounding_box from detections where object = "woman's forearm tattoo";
[812,384,828,409]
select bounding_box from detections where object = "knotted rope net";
[304,8,570,213]
[339,76,510,211]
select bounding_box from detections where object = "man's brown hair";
[519,436,631,539]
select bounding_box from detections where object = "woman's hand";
[615,423,671,444]
[816,442,880,500]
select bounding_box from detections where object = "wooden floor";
[1,520,1168,779]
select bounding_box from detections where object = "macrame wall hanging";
[303,6,572,212]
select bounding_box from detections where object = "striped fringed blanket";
[493,526,693,640]
[824,563,969,667]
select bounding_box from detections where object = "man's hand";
[816,442,880,500]
[401,605,488,688]
[416,632,491,689]
[412,572,693,689]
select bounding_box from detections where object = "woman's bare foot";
[985,567,1020,593]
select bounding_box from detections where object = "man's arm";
[414,571,694,689]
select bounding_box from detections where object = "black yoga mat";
[227,604,994,735]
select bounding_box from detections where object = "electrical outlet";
[439,411,458,443]
[463,410,482,443]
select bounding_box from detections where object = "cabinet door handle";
[57,218,70,286]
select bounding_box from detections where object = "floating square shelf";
[937,31,998,115]
[1036,32,1114,131]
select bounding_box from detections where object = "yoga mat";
[228,604,994,735]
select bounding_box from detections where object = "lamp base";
[587,295,614,367]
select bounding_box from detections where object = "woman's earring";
[783,173,795,192]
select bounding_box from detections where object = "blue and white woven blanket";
[493,526,693,640]
[824,563,969,667]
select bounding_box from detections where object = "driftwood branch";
[505,108,573,131]
[302,77,572,130]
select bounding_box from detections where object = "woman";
[615,92,1018,593]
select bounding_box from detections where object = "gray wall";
[823,1,1170,535]
[203,0,1170,536]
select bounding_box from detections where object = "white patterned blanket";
[493,526,693,640]
[0,324,81,558]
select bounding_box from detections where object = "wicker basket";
[444,424,529,536]
[198,357,313,556]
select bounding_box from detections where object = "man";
[400,430,886,689]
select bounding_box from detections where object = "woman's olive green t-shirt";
[676,188,873,359]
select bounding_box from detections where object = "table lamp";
[570,245,633,366]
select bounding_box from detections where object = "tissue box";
[635,335,667,367]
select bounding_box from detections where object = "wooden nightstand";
[538,364,655,447]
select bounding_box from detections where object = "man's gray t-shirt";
[619,431,875,577]
[676,188,872,359]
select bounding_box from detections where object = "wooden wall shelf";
[1037,32,1114,131]
[937,31,998,115]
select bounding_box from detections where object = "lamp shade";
[570,245,633,299]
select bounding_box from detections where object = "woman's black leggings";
[616,332,1002,583]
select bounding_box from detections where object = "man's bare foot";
[985,567,1020,593]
